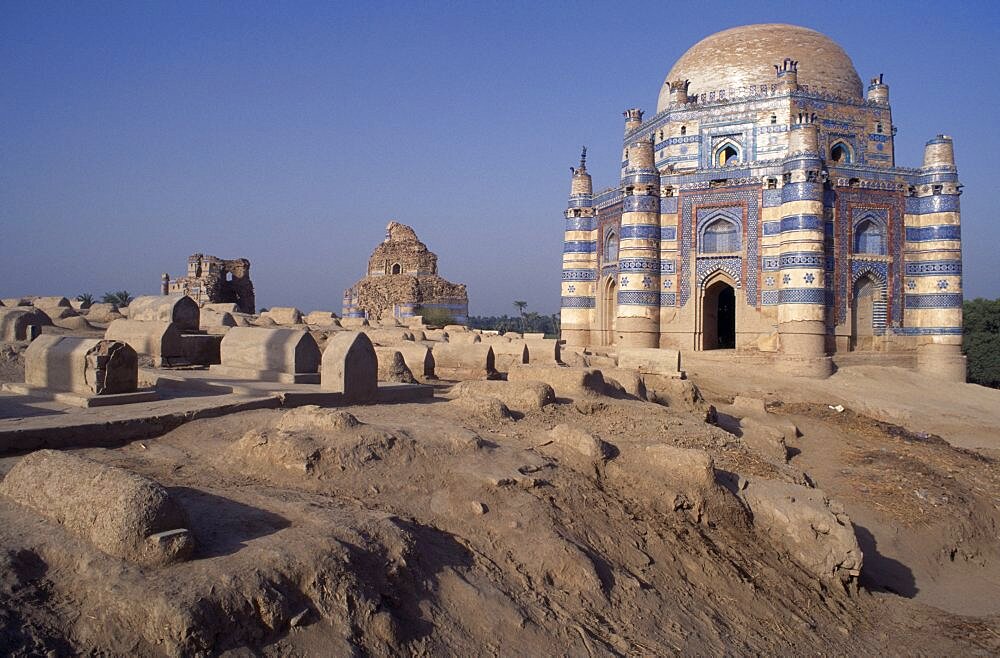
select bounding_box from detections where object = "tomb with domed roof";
[560,23,965,380]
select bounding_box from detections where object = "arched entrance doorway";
[851,275,880,350]
[600,276,617,346]
[702,279,736,350]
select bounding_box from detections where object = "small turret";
[922,134,956,169]
[774,58,799,91]
[668,79,690,106]
[867,73,889,104]
[569,147,592,195]
[789,112,819,154]
[623,108,644,135]
[161,273,170,296]
[626,136,655,170]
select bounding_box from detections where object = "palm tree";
[101,290,134,307]
[513,300,527,332]
[75,293,95,308]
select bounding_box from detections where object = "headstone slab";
[24,335,138,395]
[128,294,200,331]
[321,331,378,402]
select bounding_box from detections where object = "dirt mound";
[1,364,999,654]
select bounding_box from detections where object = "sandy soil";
[0,349,998,655]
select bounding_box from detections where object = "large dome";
[656,24,863,112]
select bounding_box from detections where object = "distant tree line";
[963,298,1000,388]
[467,301,560,338]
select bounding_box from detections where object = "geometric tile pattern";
[680,187,759,307]
[903,293,963,309]
[561,296,596,308]
[696,256,743,287]
[617,291,661,306]
[904,260,962,276]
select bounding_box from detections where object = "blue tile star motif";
[782,274,791,284]
[642,276,652,289]
[765,276,775,287]
[620,276,630,287]
[663,280,673,289]
[567,284,576,294]
[937,279,949,290]
[907,279,917,290]
[803,273,815,284]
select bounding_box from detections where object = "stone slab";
[1,383,159,408]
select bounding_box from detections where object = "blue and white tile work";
[559,23,964,377]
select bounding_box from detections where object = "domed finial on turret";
[579,146,587,171]
[867,73,889,104]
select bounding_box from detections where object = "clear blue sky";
[2,0,998,315]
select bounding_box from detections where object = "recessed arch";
[604,230,619,262]
[830,141,852,164]
[714,141,740,166]
[391,262,402,275]
[853,216,886,255]
[701,271,738,350]
[698,209,743,255]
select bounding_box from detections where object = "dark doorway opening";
[703,281,736,350]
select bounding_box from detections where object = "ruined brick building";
[162,254,255,314]
[343,222,469,324]
[560,23,965,380]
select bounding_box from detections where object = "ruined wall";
[166,254,255,314]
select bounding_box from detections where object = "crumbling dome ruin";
[343,222,469,324]
[163,253,255,314]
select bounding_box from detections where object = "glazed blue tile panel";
[623,196,660,212]
[905,225,961,242]
[761,290,780,305]
[779,252,824,268]
[561,296,596,308]
[904,260,962,276]
[762,257,779,271]
[696,257,742,287]
[618,258,659,272]
[563,240,597,253]
[567,196,593,209]
[904,195,961,214]
[778,215,823,233]
[619,225,660,240]
[778,288,825,304]
[601,265,618,278]
[762,221,781,236]
[618,291,660,306]
[681,190,759,307]
[562,269,597,281]
[565,216,596,231]
[904,293,963,309]
[854,222,886,255]
[622,171,659,185]
[660,292,677,306]
[661,197,679,213]
[763,189,783,207]
[660,226,678,241]
[851,260,889,284]
[781,182,824,202]
[897,326,963,335]
[660,260,676,274]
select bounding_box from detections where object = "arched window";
[854,219,886,255]
[701,217,741,253]
[391,263,402,275]
[830,142,851,164]
[604,231,619,262]
[716,144,739,166]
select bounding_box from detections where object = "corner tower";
[560,148,597,346]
